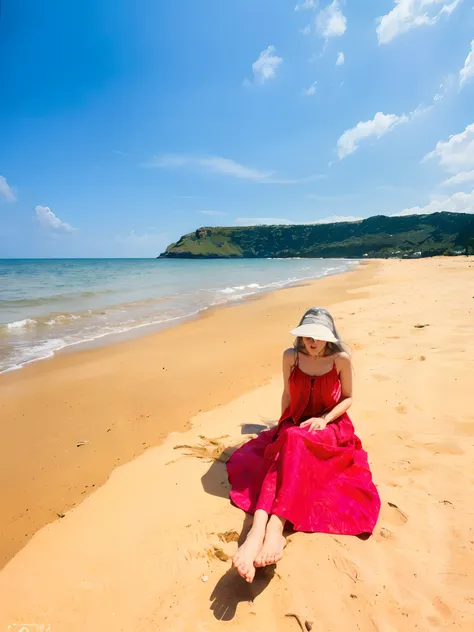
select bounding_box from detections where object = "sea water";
[0,258,357,373]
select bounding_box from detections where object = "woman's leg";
[233,509,269,583]
[254,514,287,567]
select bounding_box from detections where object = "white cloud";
[199,210,228,216]
[337,111,409,159]
[424,122,474,172]
[0,175,16,202]
[300,24,312,35]
[460,40,474,88]
[442,170,474,186]
[377,0,462,45]
[336,51,345,66]
[295,0,318,10]
[316,1,347,39]
[252,46,282,84]
[34,206,76,233]
[392,188,474,216]
[303,81,318,96]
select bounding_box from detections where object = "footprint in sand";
[372,373,390,382]
[332,555,360,583]
[378,527,394,540]
[422,442,465,455]
[433,596,452,618]
[381,502,408,526]
[452,421,474,437]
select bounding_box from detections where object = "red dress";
[226,361,381,535]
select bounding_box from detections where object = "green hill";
[159,212,474,259]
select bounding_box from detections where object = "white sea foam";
[45,313,81,326]
[6,318,37,331]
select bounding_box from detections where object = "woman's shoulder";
[283,347,297,366]
[333,350,351,368]
[283,347,296,360]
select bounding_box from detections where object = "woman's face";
[302,337,326,357]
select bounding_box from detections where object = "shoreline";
[1,255,473,630]
[0,258,358,375]
[0,260,371,567]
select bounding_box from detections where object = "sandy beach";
[1,257,473,631]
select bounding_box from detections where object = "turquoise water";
[0,258,357,373]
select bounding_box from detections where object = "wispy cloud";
[316,0,347,39]
[146,154,324,185]
[442,170,474,187]
[377,0,462,45]
[35,206,76,233]
[199,210,228,216]
[336,51,345,66]
[460,40,474,88]
[424,122,474,173]
[305,192,361,201]
[251,46,283,84]
[336,106,430,160]
[392,189,474,216]
[303,81,318,96]
[147,154,272,181]
[0,175,16,202]
[295,0,318,10]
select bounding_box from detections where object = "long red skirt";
[227,414,380,535]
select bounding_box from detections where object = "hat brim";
[290,323,337,343]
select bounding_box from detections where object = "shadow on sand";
[200,420,277,620]
[200,420,276,501]
[209,514,277,621]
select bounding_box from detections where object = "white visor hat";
[290,323,337,343]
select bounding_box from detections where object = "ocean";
[0,258,357,373]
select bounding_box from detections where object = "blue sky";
[1,0,474,258]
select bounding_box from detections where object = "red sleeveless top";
[281,359,342,426]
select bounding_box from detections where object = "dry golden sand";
[0,257,473,631]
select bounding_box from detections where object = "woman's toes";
[244,565,255,583]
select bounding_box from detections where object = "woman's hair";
[293,307,349,357]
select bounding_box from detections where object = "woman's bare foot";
[232,527,266,583]
[254,515,286,567]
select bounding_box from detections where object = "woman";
[227,307,381,583]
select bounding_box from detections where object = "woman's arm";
[322,352,353,424]
[281,348,295,415]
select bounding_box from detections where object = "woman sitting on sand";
[227,307,381,583]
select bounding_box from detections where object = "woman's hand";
[300,417,327,432]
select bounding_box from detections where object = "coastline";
[0,260,369,567]
[0,257,357,375]
[1,256,473,630]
